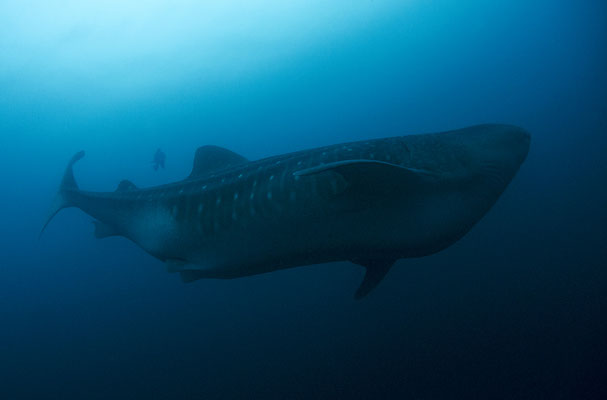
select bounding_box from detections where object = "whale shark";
[41,124,530,299]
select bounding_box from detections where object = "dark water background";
[1,1,606,398]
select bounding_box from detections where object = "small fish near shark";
[41,124,530,299]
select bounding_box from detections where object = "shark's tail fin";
[39,151,85,238]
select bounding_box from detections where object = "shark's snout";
[497,125,531,166]
[452,124,530,193]
[469,124,530,165]
[505,124,530,146]
[480,125,530,193]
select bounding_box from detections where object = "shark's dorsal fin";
[115,179,137,192]
[188,145,248,179]
[351,258,396,300]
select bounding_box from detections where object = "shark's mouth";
[478,160,510,192]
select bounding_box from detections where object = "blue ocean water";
[1,1,606,398]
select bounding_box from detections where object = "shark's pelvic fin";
[294,160,436,197]
[39,151,85,238]
[92,221,121,239]
[352,258,396,300]
[188,145,248,179]
[179,270,206,283]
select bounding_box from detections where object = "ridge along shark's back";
[41,124,530,299]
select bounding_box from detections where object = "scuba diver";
[152,148,165,171]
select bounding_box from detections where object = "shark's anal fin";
[351,258,396,300]
[166,261,206,282]
[166,259,188,273]
[294,160,436,197]
[92,221,121,239]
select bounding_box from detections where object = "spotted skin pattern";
[44,124,530,298]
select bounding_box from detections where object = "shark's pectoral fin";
[352,258,396,300]
[294,160,436,198]
[92,221,122,239]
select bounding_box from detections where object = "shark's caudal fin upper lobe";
[39,151,85,238]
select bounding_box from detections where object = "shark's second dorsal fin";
[115,180,137,192]
[189,145,248,179]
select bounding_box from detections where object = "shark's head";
[480,123,530,163]
[466,123,530,183]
